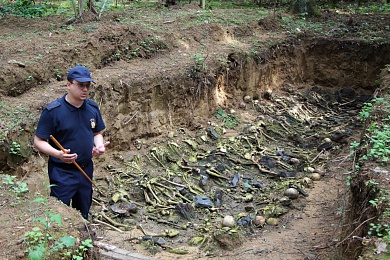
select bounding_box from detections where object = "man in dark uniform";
[34,65,109,220]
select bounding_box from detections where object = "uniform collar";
[62,95,86,110]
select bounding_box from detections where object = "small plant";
[36,54,43,61]
[359,102,373,122]
[23,199,93,259]
[350,141,360,151]
[365,179,379,192]
[10,141,21,155]
[24,211,64,258]
[214,108,241,129]
[369,192,388,209]
[73,239,93,260]
[368,223,390,242]
[366,124,390,162]
[187,52,209,80]
[2,174,16,186]
[53,68,62,81]
[193,53,207,71]
[367,122,378,133]
[66,25,75,31]
[1,174,29,196]
[345,174,352,186]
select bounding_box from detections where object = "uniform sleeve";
[95,109,106,133]
[87,99,106,133]
[35,109,55,140]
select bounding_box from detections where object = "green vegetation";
[0,101,34,164]
[357,98,390,162]
[2,174,29,197]
[367,189,390,244]
[1,174,93,259]
[359,102,373,122]
[10,141,21,155]
[368,223,390,241]
[366,124,390,162]
[214,108,241,129]
[190,53,208,76]
[23,201,93,260]
[104,35,166,63]
[1,0,388,21]
[0,0,51,17]
[352,3,390,13]
[0,101,33,142]
[347,72,390,251]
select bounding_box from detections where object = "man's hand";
[33,135,78,164]
[58,149,78,164]
[92,141,110,157]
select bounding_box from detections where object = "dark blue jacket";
[35,95,106,166]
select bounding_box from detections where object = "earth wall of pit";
[88,38,390,259]
[2,36,390,259]
[94,38,390,152]
[339,69,390,260]
[3,38,390,174]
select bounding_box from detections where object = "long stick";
[49,135,98,189]
[98,0,109,18]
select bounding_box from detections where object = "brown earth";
[1,3,390,260]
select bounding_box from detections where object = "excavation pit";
[0,9,390,260]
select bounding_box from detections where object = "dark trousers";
[48,160,93,220]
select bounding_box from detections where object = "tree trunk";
[78,0,84,17]
[87,0,98,15]
[290,0,318,17]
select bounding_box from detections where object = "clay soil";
[0,3,390,260]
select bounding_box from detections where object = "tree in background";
[289,0,319,16]
[70,0,97,17]
[0,0,388,18]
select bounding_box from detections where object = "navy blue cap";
[67,66,95,83]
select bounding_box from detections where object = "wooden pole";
[49,135,99,189]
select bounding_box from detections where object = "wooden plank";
[94,241,156,260]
